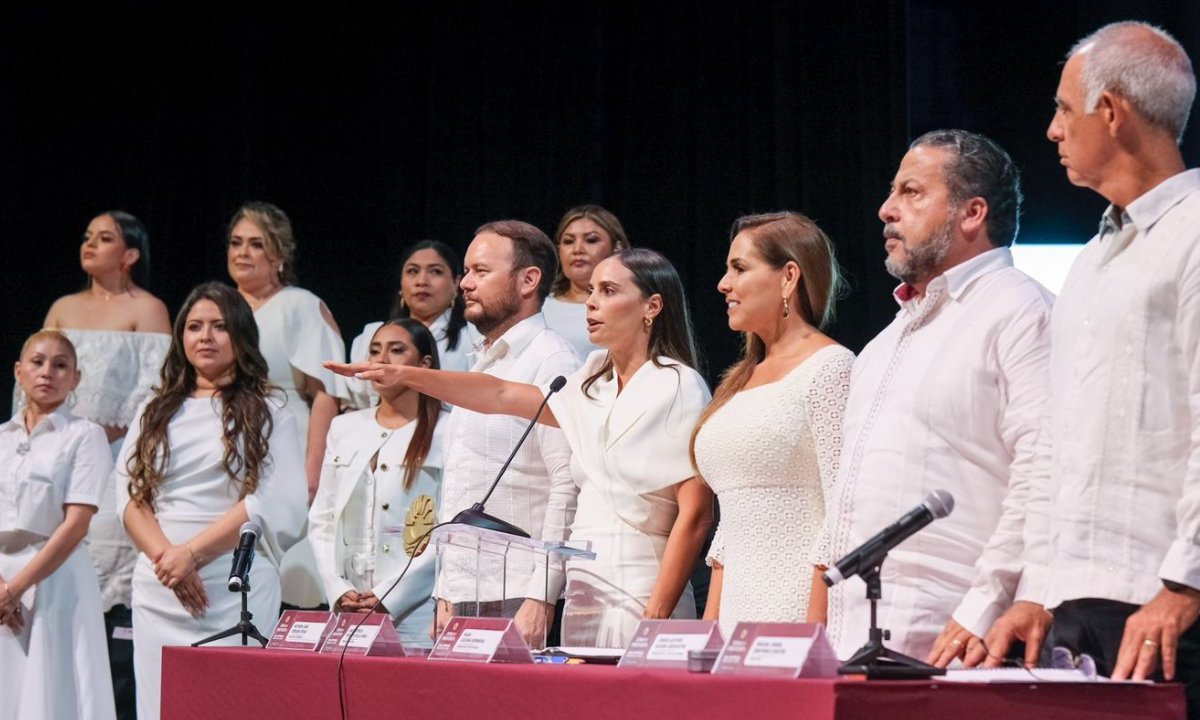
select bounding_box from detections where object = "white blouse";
[115,397,307,567]
[0,408,110,543]
[253,286,348,440]
[548,351,710,534]
[542,296,601,360]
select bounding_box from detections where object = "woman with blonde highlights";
[117,283,305,720]
[225,201,348,608]
[691,212,853,638]
[0,330,115,720]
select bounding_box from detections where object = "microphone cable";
[337,520,452,720]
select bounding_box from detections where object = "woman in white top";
[0,331,115,720]
[691,212,853,640]
[118,283,306,720]
[35,210,171,719]
[310,319,447,644]
[329,248,713,648]
[346,240,479,408]
[542,205,629,359]
[226,202,347,607]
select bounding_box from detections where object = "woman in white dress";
[117,283,306,720]
[33,210,171,719]
[542,205,629,359]
[0,331,115,720]
[690,212,853,640]
[329,248,712,648]
[226,202,347,607]
[345,240,479,408]
[309,319,447,644]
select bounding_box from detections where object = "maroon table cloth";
[161,646,1185,720]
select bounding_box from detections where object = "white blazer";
[309,407,446,641]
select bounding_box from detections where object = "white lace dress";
[693,345,853,639]
[11,329,170,611]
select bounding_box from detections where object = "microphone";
[823,490,954,587]
[227,521,262,592]
[450,375,568,538]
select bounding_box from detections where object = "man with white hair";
[981,21,1200,710]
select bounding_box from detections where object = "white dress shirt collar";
[1102,168,1200,236]
[1,405,75,437]
[475,312,550,369]
[892,246,1013,314]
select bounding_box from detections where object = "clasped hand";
[0,577,25,632]
[338,590,387,614]
[153,545,209,618]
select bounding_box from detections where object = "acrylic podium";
[428,524,594,650]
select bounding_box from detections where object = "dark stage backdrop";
[1,1,1197,406]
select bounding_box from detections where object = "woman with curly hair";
[116,282,306,720]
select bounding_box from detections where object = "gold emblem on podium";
[404,494,436,557]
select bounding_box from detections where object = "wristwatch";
[1163,579,1200,595]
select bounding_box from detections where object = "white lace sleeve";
[706,519,726,567]
[805,347,853,566]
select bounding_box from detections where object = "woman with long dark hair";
[33,210,170,719]
[691,212,852,638]
[116,283,306,720]
[1,330,115,720]
[345,240,479,408]
[309,319,447,643]
[328,248,712,648]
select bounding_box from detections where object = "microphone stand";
[192,577,268,648]
[450,380,562,538]
[837,555,944,679]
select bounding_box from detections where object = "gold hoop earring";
[783,297,790,319]
[643,316,653,329]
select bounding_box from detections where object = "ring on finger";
[1143,639,1159,648]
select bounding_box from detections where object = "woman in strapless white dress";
[34,210,171,719]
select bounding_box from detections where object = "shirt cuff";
[1014,564,1048,606]
[952,587,1007,639]
[1159,539,1200,592]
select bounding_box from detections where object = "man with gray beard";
[814,130,1055,667]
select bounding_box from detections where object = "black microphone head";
[923,489,955,519]
[240,520,262,538]
[549,376,567,393]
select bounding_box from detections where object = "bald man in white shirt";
[983,23,1200,711]
[819,129,1054,667]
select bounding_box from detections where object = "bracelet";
[185,543,202,566]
